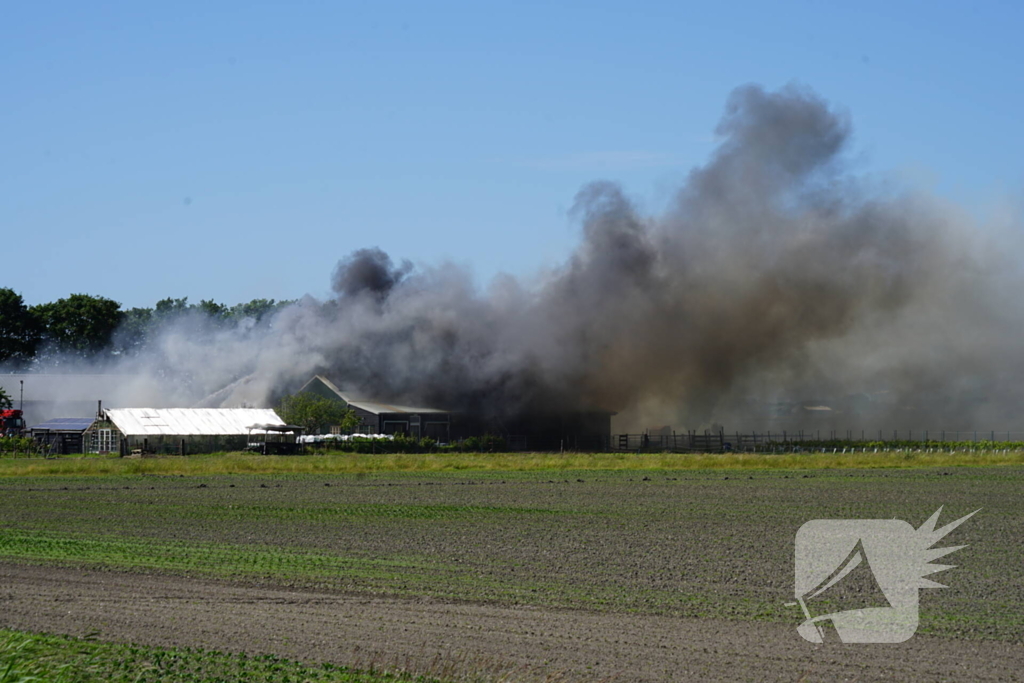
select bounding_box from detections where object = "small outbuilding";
[87,407,287,454]
[30,417,96,455]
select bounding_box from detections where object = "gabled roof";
[298,375,449,415]
[105,408,284,436]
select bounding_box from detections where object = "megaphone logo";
[790,507,977,643]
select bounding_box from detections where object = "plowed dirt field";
[1,466,1022,681]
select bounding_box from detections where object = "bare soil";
[1,563,1020,682]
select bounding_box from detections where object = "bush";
[0,436,39,456]
[306,434,507,454]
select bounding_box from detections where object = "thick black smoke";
[99,84,1024,431]
[331,248,412,299]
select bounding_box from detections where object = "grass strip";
[0,628,455,683]
[3,449,1024,478]
[0,529,450,581]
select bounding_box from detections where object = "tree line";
[0,288,294,367]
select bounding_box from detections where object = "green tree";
[0,288,41,366]
[0,386,11,410]
[116,306,154,355]
[198,299,228,319]
[154,297,190,319]
[230,298,280,322]
[276,393,358,435]
[33,294,123,358]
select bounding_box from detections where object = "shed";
[30,417,96,455]
[297,375,451,440]
[89,408,286,454]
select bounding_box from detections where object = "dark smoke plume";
[80,84,1024,431]
[331,248,413,299]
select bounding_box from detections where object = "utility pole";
[19,380,23,411]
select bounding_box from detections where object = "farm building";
[30,417,96,455]
[296,375,613,449]
[86,407,288,454]
[297,375,452,440]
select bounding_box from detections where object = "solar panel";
[29,417,95,431]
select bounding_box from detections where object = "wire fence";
[610,430,1024,453]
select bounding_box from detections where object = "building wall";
[32,431,87,455]
[83,422,249,455]
[83,420,124,454]
[348,405,381,433]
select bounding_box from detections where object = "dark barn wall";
[377,413,451,440]
[348,406,381,433]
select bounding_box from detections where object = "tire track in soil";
[0,563,1019,682]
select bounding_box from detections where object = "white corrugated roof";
[105,408,284,436]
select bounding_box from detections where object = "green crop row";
[0,628,453,683]
[193,502,570,521]
[4,449,1024,478]
[0,529,449,582]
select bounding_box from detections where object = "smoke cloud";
[23,84,1024,432]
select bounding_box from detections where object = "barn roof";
[344,399,449,415]
[299,375,449,415]
[104,408,284,436]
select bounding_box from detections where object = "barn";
[86,407,287,454]
[296,375,614,449]
[297,376,452,441]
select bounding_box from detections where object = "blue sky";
[4,1,1022,308]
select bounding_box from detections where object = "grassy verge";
[2,449,1024,477]
[0,629,454,683]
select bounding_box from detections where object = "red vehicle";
[1,409,26,437]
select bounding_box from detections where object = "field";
[1,458,1023,681]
